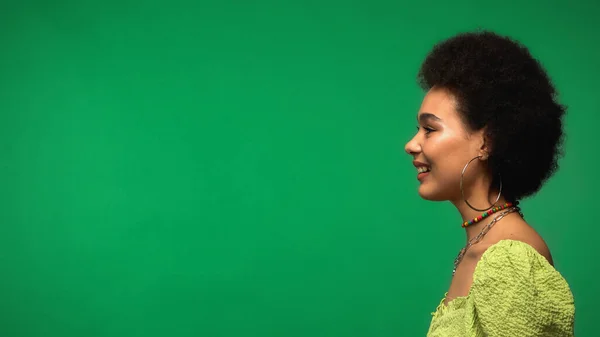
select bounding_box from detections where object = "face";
[404,87,488,202]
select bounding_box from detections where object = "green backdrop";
[1,0,598,336]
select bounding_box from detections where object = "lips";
[413,160,431,181]
[413,160,430,170]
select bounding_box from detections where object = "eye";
[416,126,435,134]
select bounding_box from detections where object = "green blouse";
[427,240,575,337]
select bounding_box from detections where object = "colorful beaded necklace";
[461,201,517,228]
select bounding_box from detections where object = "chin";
[417,184,449,201]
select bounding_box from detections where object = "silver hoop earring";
[460,155,502,212]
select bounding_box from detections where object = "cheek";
[425,139,470,176]
[422,136,456,163]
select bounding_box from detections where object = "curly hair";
[417,30,566,202]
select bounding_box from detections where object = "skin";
[404,86,553,305]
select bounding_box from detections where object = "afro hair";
[417,30,566,202]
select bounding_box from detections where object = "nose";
[404,134,421,156]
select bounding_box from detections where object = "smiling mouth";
[417,166,431,174]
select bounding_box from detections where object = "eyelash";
[416,126,434,134]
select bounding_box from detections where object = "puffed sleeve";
[469,240,575,337]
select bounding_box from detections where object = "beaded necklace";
[462,202,516,228]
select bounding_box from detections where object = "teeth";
[417,166,430,173]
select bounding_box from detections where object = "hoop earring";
[460,155,502,212]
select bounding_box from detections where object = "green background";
[1,0,597,336]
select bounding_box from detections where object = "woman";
[405,31,575,336]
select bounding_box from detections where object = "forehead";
[417,87,459,121]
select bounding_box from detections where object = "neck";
[451,186,515,242]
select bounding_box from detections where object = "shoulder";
[472,239,557,284]
[485,217,555,265]
[468,239,575,335]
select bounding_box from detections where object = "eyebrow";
[417,113,442,123]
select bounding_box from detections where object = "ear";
[471,128,491,161]
[479,132,491,160]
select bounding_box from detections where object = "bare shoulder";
[509,233,554,266]
[485,217,555,266]
[445,217,556,305]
